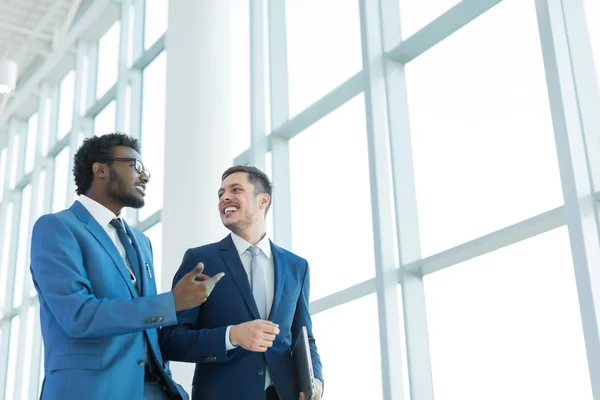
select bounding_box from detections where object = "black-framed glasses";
[106,157,151,178]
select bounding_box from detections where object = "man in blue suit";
[30,133,222,400]
[160,165,324,400]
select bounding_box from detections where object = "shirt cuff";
[225,325,237,351]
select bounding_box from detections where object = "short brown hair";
[222,165,273,215]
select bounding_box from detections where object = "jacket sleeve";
[291,261,324,384]
[30,214,178,338]
[159,248,236,364]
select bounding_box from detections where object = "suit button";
[138,360,145,366]
[257,368,264,376]
[156,317,164,323]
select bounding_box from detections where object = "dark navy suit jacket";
[159,235,323,400]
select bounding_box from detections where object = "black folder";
[291,326,316,399]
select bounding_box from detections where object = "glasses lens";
[135,160,144,174]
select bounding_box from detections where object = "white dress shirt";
[78,195,139,292]
[225,232,274,389]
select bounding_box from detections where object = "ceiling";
[0,0,83,87]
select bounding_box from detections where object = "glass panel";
[230,1,250,158]
[93,100,116,136]
[41,96,52,156]
[0,147,6,202]
[79,53,89,117]
[57,71,75,140]
[25,113,38,174]
[96,22,121,99]
[13,184,32,307]
[138,52,166,221]
[0,202,14,308]
[21,306,37,397]
[52,147,71,213]
[584,0,600,84]
[124,85,132,134]
[425,227,592,399]
[398,0,461,39]
[35,169,47,222]
[128,4,135,67]
[406,0,562,257]
[289,94,375,300]
[285,0,362,116]
[311,294,382,399]
[265,152,274,237]
[8,133,20,189]
[4,315,21,400]
[144,0,168,49]
[144,222,163,292]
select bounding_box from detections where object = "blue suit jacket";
[159,235,323,400]
[30,201,188,400]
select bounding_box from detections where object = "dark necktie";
[110,218,142,292]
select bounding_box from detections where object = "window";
[20,306,37,397]
[96,22,121,99]
[230,0,250,159]
[52,147,71,213]
[289,95,375,300]
[144,0,168,49]
[405,0,562,257]
[40,96,52,156]
[0,202,14,308]
[311,294,383,399]
[138,52,167,221]
[0,147,7,202]
[398,0,461,39]
[93,100,116,136]
[144,222,163,292]
[285,0,362,116]
[13,184,32,308]
[24,113,38,174]
[584,0,600,84]
[8,132,20,189]
[57,71,75,140]
[4,315,20,400]
[424,228,592,399]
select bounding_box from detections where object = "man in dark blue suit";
[160,165,324,400]
[30,133,222,399]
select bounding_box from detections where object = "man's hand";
[229,320,279,352]
[172,262,225,311]
[299,379,323,400]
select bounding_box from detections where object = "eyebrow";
[218,183,243,196]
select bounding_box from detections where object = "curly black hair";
[73,132,140,195]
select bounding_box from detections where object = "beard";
[107,167,145,209]
[224,210,258,235]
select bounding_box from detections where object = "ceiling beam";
[0,21,53,41]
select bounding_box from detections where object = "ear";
[92,162,108,179]
[259,193,271,210]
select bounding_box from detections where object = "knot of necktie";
[249,246,261,257]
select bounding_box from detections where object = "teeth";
[224,206,238,213]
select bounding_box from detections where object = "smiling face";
[106,146,149,209]
[218,171,269,235]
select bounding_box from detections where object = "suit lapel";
[219,235,260,320]
[71,201,138,299]
[124,220,148,295]
[269,241,287,320]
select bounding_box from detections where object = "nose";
[140,171,150,183]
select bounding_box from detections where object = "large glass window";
[144,0,168,49]
[144,222,163,292]
[230,0,250,159]
[584,0,600,83]
[398,0,460,39]
[138,52,167,221]
[289,95,375,301]
[96,22,121,99]
[0,202,14,308]
[425,228,592,399]
[4,315,20,400]
[285,0,362,116]
[57,71,75,140]
[20,306,37,397]
[0,147,7,202]
[93,100,116,136]
[13,184,32,308]
[8,133,20,190]
[52,148,71,213]
[406,0,562,257]
[24,113,38,174]
[311,294,382,399]
[40,96,52,156]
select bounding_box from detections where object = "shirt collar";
[78,195,121,228]
[230,232,271,259]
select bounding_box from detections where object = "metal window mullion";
[359,0,407,399]
[250,0,267,170]
[132,0,145,63]
[268,0,292,249]
[116,0,132,131]
[535,1,600,397]
[14,120,27,190]
[86,42,99,115]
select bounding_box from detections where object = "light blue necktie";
[250,246,267,319]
